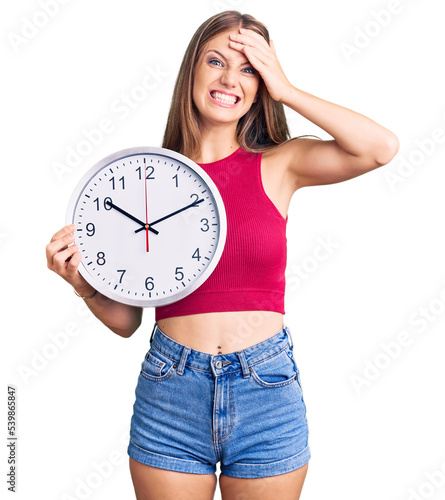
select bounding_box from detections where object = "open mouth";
[210,91,240,106]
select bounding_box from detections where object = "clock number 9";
[86,223,95,237]
[145,277,154,291]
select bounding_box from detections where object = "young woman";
[46,11,399,500]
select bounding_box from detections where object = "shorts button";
[215,360,223,369]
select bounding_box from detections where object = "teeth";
[211,91,238,105]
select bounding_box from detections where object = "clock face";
[66,146,227,307]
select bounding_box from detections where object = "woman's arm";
[229,29,400,189]
[46,224,143,338]
[270,87,399,190]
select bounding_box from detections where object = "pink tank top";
[155,147,288,321]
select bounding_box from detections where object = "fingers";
[46,226,75,263]
[46,224,81,280]
[269,39,277,55]
[52,243,79,274]
[50,224,76,244]
[229,30,274,67]
[237,28,271,50]
[65,249,82,277]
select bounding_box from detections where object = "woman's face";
[192,30,261,129]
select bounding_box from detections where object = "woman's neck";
[193,124,239,163]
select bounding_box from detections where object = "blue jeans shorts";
[127,322,310,479]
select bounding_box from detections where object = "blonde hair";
[162,11,295,160]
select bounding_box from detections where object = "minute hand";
[134,199,204,234]
[105,201,159,235]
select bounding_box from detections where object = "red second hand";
[144,163,149,252]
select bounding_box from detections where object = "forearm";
[280,85,399,164]
[75,283,143,338]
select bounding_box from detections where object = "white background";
[2,0,445,499]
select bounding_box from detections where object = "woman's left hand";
[229,28,292,102]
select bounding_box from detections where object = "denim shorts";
[127,322,310,479]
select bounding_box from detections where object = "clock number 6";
[145,277,154,291]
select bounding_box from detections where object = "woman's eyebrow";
[207,49,228,61]
[206,49,250,65]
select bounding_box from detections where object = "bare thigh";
[219,463,309,500]
[129,457,217,500]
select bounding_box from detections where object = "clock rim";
[65,146,227,307]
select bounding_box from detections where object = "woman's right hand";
[46,224,142,337]
[46,224,94,296]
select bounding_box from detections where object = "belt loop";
[150,322,157,344]
[236,350,251,378]
[284,324,293,349]
[176,346,191,376]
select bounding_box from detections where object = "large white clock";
[66,146,227,307]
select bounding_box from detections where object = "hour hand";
[105,200,159,235]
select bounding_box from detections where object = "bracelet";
[74,289,97,300]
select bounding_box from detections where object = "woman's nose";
[220,68,238,88]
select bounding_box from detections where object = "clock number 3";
[201,218,209,232]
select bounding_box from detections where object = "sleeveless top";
[155,147,288,321]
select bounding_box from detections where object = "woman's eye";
[242,67,256,75]
[209,59,223,67]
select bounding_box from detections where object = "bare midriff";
[156,311,284,355]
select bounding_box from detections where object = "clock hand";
[144,168,149,252]
[134,198,204,234]
[105,200,159,235]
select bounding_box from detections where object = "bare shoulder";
[261,137,320,191]
[262,137,320,169]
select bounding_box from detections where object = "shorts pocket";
[250,348,298,389]
[286,348,306,403]
[140,347,177,382]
